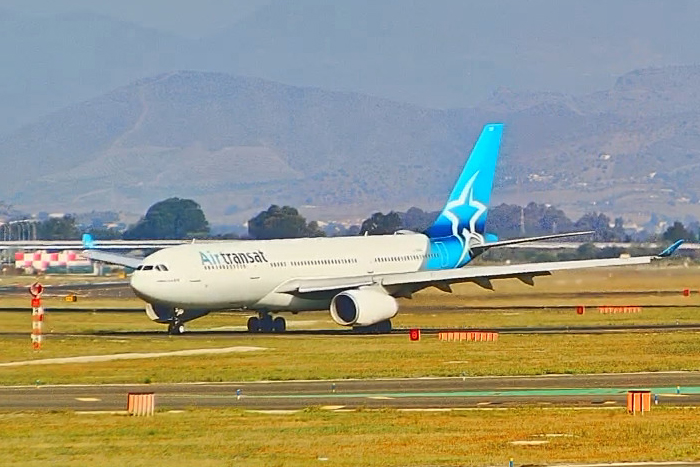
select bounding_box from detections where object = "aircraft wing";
[81,250,143,269]
[276,254,662,296]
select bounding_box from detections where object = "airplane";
[83,123,683,335]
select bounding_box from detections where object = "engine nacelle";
[145,303,209,323]
[330,288,398,327]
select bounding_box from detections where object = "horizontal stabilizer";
[470,230,594,256]
[657,239,684,258]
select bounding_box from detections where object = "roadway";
[2,372,700,412]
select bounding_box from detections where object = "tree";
[36,215,81,240]
[123,198,210,240]
[574,212,621,241]
[248,205,325,239]
[401,207,439,232]
[360,211,402,235]
[663,221,696,243]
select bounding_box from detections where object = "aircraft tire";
[260,315,274,333]
[377,319,392,333]
[273,317,286,332]
[168,320,185,335]
[247,317,260,332]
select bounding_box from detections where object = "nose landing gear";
[167,308,186,335]
[247,313,286,333]
[167,318,185,335]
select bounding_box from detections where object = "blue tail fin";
[425,123,503,267]
[82,233,95,249]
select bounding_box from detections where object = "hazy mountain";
[6,1,700,137]
[1,67,700,225]
[0,9,192,135]
[0,71,473,220]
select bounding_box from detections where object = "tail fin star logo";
[442,171,486,265]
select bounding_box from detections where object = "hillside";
[1,67,700,224]
[6,1,700,136]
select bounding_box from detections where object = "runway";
[3,372,700,412]
[3,322,700,339]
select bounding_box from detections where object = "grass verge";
[0,407,699,466]
[2,331,700,385]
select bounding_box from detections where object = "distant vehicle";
[84,124,683,334]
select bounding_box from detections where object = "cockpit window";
[160,265,169,271]
[135,265,143,271]
[142,265,154,271]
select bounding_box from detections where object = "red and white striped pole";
[29,282,44,350]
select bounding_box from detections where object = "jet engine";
[330,288,398,327]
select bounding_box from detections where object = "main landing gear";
[353,319,392,334]
[247,313,286,333]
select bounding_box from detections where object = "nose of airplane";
[130,272,157,302]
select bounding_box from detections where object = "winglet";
[82,233,95,249]
[657,239,684,258]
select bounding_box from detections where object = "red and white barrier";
[30,282,44,350]
[598,306,642,314]
[127,393,155,416]
[15,250,90,271]
[438,331,499,342]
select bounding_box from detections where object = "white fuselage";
[130,233,435,312]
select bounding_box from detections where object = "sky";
[0,0,271,38]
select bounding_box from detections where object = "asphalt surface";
[3,322,700,339]
[3,372,700,412]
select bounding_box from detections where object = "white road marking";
[75,397,101,402]
[0,346,267,367]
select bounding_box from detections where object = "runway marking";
[76,411,128,415]
[254,387,700,399]
[75,397,101,402]
[247,410,300,415]
[368,396,394,400]
[0,346,267,367]
[320,405,345,410]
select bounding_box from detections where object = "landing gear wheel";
[377,319,392,334]
[273,317,286,332]
[260,314,274,333]
[247,316,260,332]
[168,320,185,335]
[353,319,392,334]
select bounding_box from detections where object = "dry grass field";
[0,407,699,466]
[0,264,698,385]
[1,264,700,466]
